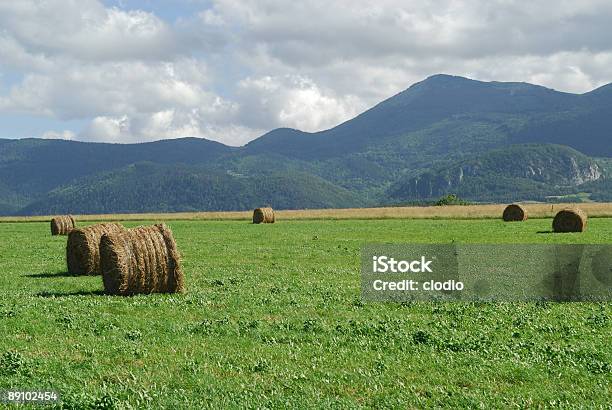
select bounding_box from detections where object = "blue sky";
[1,0,612,146]
[102,1,213,21]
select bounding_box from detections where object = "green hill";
[0,137,233,198]
[245,74,612,160]
[20,162,366,215]
[387,144,604,202]
[1,74,612,214]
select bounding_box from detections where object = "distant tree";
[434,194,470,206]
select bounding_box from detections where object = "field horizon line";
[2,202,612,223]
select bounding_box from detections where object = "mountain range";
[1,74,612,215]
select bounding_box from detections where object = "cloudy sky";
[1,0,612,146]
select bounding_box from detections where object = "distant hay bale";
[553,208,587,233]
[50,215,75,235]
[502,204,527,222]
[100,223,184,295]
[66,223,125,275]
[253,207,275,224]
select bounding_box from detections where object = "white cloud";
[14,57,216,115]
[78,111,259,146]
[0,34,54,72]
[236,75,366,131]
[81,115,130,143]
[437,51,612,93]
[206,0,612,98]
[1,58,243,140]
[0,1,188,62]
[2,0,612,145]
[41,130,77,140]
[210,0,612,61]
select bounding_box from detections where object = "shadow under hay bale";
[502,204,527,222]
[25,271,76,278]
[50,215,76,235]
[253,207,275,224]
[100,223,184,295]
[66,223,125,275]
[37,290,106,298]
[553,208,587,233]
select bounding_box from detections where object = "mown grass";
[0,218,610,408]
[3,201,612,223]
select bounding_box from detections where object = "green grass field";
[1,218,610,408]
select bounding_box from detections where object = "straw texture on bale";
[253,207,275,224]
[50,215,75,235]
[553,208,587,233]
[502,204,528,222]
[100,223,184,295]
[66,223,125,275]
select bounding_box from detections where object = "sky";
[1,0,612,146]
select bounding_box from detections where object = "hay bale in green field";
[503,204,527,222]
[253,207,275,224]
[66,223,125,275]
[553,208,587,233]
[100,223,184,295]
[50,215,75,235]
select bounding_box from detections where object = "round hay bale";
[50,215,76,235]
[253,207,275,224]
[553,208,587,233]
[502,204,527,222]
[100,223,184,295]
[66,223,125,275]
